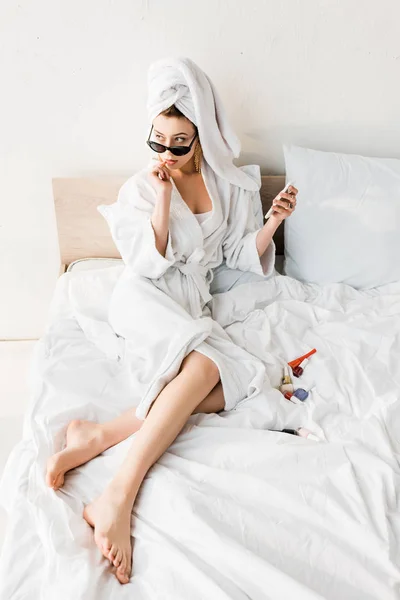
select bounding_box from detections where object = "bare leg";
[46,381,224,491]
[83,351,220,584]
[192,381,224,414]
[46,412,143,491]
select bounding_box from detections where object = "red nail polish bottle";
[292,358,309,378]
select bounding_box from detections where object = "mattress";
[0,264,399,599]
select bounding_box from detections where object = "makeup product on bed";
[284,386,315,403]
[293,388,309,401]
[292,358,309,378]
[282,366,292,385]
[296,427,320,442]
[281,428,300,436]
[283,391,302,405]
[275,428,320,441]
[264,181,295,220]
[279,366,294,395]
[288,348,317,370]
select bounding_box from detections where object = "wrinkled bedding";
[0,266,399,599]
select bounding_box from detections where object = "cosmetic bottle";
[280,366,294,394]
[292,358,309,378]
[296,427,320,441]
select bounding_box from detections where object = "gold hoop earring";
[194,142,202,173]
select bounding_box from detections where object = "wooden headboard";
[53,175,286,273]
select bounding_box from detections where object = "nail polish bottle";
[296,427,320,442]
[284,391,302,404]
[292,358,309,378]
[288,348,317,370]
[281,428,299,436]
[292,388,309,402]
[280,366,294,394]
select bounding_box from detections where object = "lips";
[165,159,178,165]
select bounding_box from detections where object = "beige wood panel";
[53,175,286,267]
[52,177,127,265]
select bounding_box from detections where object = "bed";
[0,174,399,600]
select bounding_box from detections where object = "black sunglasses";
[146,125,198,156]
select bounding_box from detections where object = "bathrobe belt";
[174,260,213,313]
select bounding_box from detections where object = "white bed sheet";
[0,265,399,599]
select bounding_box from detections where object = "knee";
[197,355,220,387]
[181,351,220,385]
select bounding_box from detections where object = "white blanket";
[1,267,399,599]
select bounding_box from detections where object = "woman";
[46,57,298,585]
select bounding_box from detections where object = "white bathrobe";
[98,158,276,419]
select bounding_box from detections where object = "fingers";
[273,195,296,210]
[156,165,170,181]
[272,188,298,220]
[271,205,290,217]
[159,161,171,179]
[279,192,296,204]
[151,161,171,181]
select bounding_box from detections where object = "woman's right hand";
[149,160,173,196]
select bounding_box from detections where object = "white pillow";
[283,144,400,288]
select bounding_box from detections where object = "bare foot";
[46,420,106,490]
[83,486,133,585]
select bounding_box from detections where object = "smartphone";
[264,181,294,220]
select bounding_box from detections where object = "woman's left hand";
[270,184,298,222]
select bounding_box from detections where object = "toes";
[113,549,122,568]
[116,551,131,584]
[92,532,110,559]
[108,544,117,563]
[116,567,130,585]
[46,455,66,490]
[52,474,64,490]
[46,472,62,490]
[100,544,110,560]
[99,537,112,559]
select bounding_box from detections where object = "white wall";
[1,0,399,339]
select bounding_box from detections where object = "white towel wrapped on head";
[146,56,259,192]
